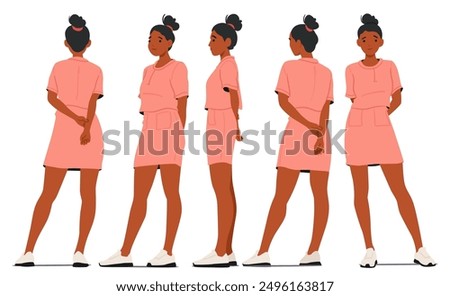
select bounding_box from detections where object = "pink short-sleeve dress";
[345,59,403,165]
[276,58,333,172]
[44,57,104,170]
[205,56,242,165]
[134,60,188,168]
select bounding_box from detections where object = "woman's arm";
[177,96,188,127]
[80,93,101,145]
[319,101,331,132]
[388,89,402,115]
[230,89,242,141]
[278,92,322,134]
[48,90,87,127]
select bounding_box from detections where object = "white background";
[1,0,448,295]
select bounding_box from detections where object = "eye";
[363,40,366,43]
[374,39,377,42]
[159,40,161,43]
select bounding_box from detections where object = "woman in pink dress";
[100,15,187,268]
[193,14,243,268]
[244,15,332,266]
[346,14,435,268]
[15,15,103,267]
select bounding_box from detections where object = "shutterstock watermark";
[103,121,346,156]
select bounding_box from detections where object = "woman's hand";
[236,128,243,141]
[80,128,91,145]
[314,136,324,155]
[306,121,324,138]
[75,116,88,127]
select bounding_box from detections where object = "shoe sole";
[73,262,89,268]
[147,262,177,268]
[300,261,322,266]
[192,263,230,268]
[242,263,271,267]
[99,263,134,267]
[229,261,238,267]
[15,262,35,267]
[360,260,377,268]
[414,259,436,267]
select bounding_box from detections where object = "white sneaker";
[360,248,377,268]
[73,251,89,267]
[228,252,237,266]
[414,247,436,267]
[99,251,133,267]
[15,252,34,267]
[193,251,230,267]
[300,251,321,266]
[243,252,271,266]
[147,250,176,267]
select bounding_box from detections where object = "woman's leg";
[226,172,237,255]
[258,167,300,255]
[120,166,158,256]
[25,167,67,253]
[75,169,99,253]
[381,163,423,251]
[307,170,329,254]
[350,165,373,249]
[160,164,182,256]
[210,163,235,256]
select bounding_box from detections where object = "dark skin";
[350,31,423,251]
[121,30,187,257]
[258,34,330,255]
[205,31,242,256]
[24,39,100,256]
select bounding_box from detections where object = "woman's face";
[209,30,230,56]
[289,34,302,56]
[357,31,384,56]
[148,30,172,56]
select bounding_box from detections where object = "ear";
[224,37,232,48]
[379,38,384,47]
[356,38,362,48]
[64,40,69,48]
[167,39,173,49]
[86,40,92,48]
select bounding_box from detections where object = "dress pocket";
[155,111,172,130]
[347,109,363,127]
[374,107,391,126]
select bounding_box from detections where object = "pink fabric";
[135,60,188,167]
[139,60,188,113]
[205,56,242,165]
[44,57,103,169]
[276,58,333,171]
[134,109,185,167]
[206,109,237,165]
[345,59,403,165]
[205,56,242,110]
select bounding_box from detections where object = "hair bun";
[225,14,242,31]
[361,13,378,25]
[69,14,86,28]
[303,14,319,30]
[162,14,180,31]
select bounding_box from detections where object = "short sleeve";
[47,64,58,94]
[345,66,355,99]
[390,62,402,94]
[327,73,334,104]
[93,68,103,99]
[275,63,289,96]
[220,61,238,92]
[171,62,189,99]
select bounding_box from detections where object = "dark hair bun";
[361,13,378,25]
[225,14,242,31]
[69,14,86,28]
[304,15,319,30]
[162,14,179,31]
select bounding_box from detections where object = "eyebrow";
[373,35,378,39]
[211,36,216,39]
[158,36,163,40]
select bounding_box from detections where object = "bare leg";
[25,167,67,253]
[210,163,235,256]
[258,167,300,255]
[350,165,373,249]
[121,166,158,256]
[226,172,237,255]
[381,163,423,251]
[160,164,182,256]
[307,170,329,254]
[75,169,99,253]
